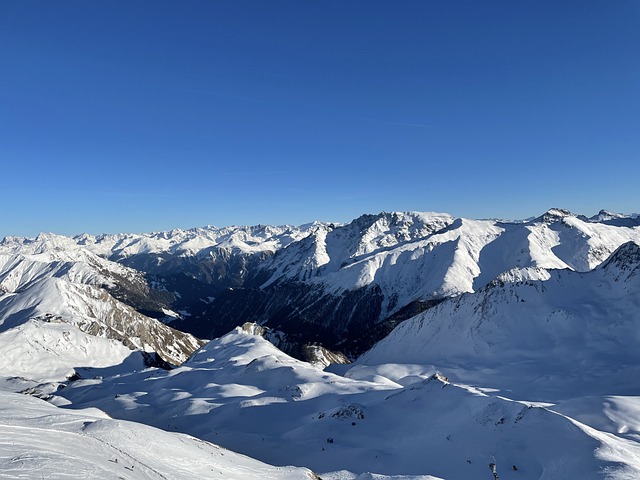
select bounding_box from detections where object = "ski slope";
[0,390,317,479]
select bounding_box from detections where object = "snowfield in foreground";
[0,390,318,480]
[49,327,640,479]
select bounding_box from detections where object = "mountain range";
[3,208,640,362]
[1,208,640,479]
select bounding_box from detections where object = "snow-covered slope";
[0,235,204,382]
[261,208,640,304]
[52,327,640,479]
[359,241,640,401]
[0,390,317,479]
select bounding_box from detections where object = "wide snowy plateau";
[1,208,640,479]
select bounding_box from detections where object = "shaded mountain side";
[105,250,275,321]
[141,275,444,359]
[170,282,385,358]
[98,268,175,316]
[115,247,274,289]
[346,297,446,357]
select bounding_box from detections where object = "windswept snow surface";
[53,327,640,479]
[0,391,316,479]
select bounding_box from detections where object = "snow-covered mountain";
[175,208,640,356]
[359,241,640,401]
[258,208,640,302]
[0,234,204,382]
[3,209,639,360]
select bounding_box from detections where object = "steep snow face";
[257,209,640,320]
[261,212,456,288]
[359,242,640,401]
[54,328,640,479]
[0,238,204,378]
[0,391,317,480]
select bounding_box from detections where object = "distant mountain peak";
[590,209,627,222]
[535,208,574,223]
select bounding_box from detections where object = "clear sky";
[1,1,639,238]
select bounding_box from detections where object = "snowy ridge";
[258,209,640,320]
[0,237,204,381]
[71,223,322,258]
[359,241,640,400]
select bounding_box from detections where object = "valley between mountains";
[1,208,640,479]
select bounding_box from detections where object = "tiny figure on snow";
[488,462,499,480]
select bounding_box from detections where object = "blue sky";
[1,1,639,237]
